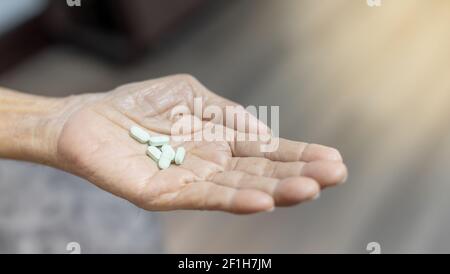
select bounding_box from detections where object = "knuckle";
[172,73,199,84]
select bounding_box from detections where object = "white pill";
[174,147,186,165]
[146,146,162,162]
[158,155,172,170]
[130,126,150,143]
[149,135,170,147]
[161,144,175,161]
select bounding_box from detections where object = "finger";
[300,160,348,187]
[185,78,270,135]
[231,136,343,162]
[168,181,274,214]
[229,157,348,187]
[205,95,271,135]
[228,157,305,178]
[211,171,320,206]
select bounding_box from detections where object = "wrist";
[0,88,73,166]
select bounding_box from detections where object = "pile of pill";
[130,126,185,170]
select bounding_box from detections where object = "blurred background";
[1,0,450,253]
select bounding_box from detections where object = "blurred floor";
[2,0,450,253]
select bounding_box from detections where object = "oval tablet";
[158,156,171,170]
[130,126,150,143]
[149,136,170,147]
[161,144,175,161]
[146,146,162,162]
[174,147,186,165]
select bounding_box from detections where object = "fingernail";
[340,173,348,184]
[265,207,275,212]
[312,192,321,200]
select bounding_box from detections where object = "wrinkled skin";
[56,75,347,214]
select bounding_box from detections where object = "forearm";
[0,87,66,165]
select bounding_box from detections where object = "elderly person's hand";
[0,75,347,214]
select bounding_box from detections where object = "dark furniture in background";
[0,0,207,73]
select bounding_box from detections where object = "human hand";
[2,75,347,214]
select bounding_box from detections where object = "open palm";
[56,75,347,214]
